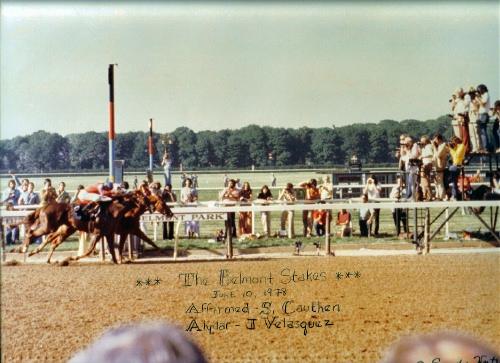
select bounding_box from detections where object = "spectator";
[180,178,199,238]
[419,136,434,201]
[400,136,421,201]
[380,332,498,363]
[396,134,408,172]
[180,173,187,188]
[133,176,138,190]
[257,185,273,237]
[238,182,253,236]
[271,173,276,187]
[458,173,473,199]
[456,88,471,152]
[2,179,20,205]
[389,176,408,237]
[69,322,208,363]
[5,202,19,245]
[468,86,482,153]
[149,181,162,197]
[298,179,320,237]
[235,178,242,189]
[312,207,331,237]
[448,136,466,200]
[476,84,491,152]
[40,178,57,206]
[16,177,30,204]
[162,184,176,240]
[470,169,482,183]
[220,179,240,238]
[336,209,351,237]
[449,89,461,138]
[278,183,296,237]
[56,181,71,203]
[161,152,172,186]
[71,185,85,203]
[358,194,373,237]
[223,173,229,188]
[432,133,449,200]
[491,99,500,153]
[19,181,40,206]
[493,171,500,194]
[363,175,381,236]
[320,175,334,200]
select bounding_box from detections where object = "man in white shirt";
[401,136,421,201]
[419,136,434,201]
[476,84,491,151]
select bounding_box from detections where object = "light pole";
[108,64,117,182]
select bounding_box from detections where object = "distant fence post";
[325,210,331,255]
[226,212,233,259]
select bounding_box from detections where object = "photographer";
[476,84,491,152]
[396,134,408,172]
[431,134,449,200]
[467,86,482,153]
[400,136,421,201]
[419,136,434,201]
[490,100,500,153]
[450,88,467,141]
[448,136,466,201]
[389,175,408,237]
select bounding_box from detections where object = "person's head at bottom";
[381,331,498,363]
[69,322,208,363]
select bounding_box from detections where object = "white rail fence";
[1,199,498,261]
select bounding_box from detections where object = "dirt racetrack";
[2,253,499,362]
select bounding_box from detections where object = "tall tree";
[172,127,198,168]
[68,132,107,170]
[310,128,345,165]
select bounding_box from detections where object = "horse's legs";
[15,226,49,253]
[105,234,118,264]
[131,228,160,250]
[46,226,75,264]
[27,232,56,257]
[117,233,129,264]
[67,235,101,262]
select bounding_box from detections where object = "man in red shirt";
[336,209,352,237]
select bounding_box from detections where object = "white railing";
[2,199,498,261]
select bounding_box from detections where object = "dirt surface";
[2,253,499,362]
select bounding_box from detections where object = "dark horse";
[17,188,173,264]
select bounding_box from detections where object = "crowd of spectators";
[3,86,499,244]
[391,84,499,204]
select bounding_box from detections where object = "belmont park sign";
[141,213,227,222]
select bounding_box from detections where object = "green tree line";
[0,116,451,172]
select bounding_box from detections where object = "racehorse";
[64,189,173,264]
[17,187,173,264]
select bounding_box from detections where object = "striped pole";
[148,118,154,171]
[108,64,116,182]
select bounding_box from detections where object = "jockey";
[78,182,114,203]
[73,181,114,222]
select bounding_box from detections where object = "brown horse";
[24,189,173,264]
[64,190,173,264]
[114,190,174,263]
[21,199,123,264]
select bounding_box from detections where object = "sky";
[0,1,499,139]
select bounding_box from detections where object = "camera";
[409,158,422,167]
[468,90,478,100]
